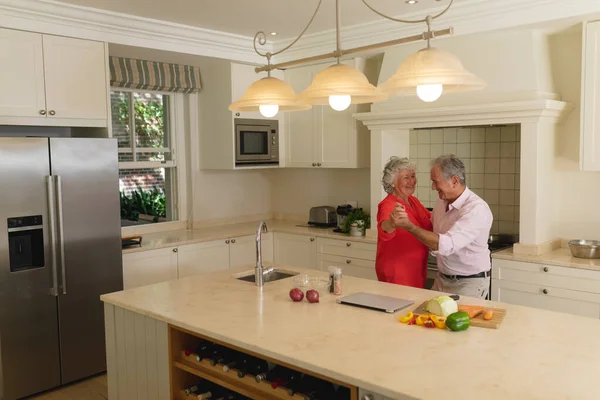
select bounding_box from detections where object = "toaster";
[308,206,337,227]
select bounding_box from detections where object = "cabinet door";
[273,232,317,269]
[582,21,600,171]
[42,35,108,120]
[284,67,317,167]
[315,103,356,168]
[178,240,230,278]
[229,233,273,269]
[492,279,600,318]
[317,254,377,280]
[0,28,46,118]
[122,248,178,289]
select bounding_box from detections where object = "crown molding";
[0,0,268,63]
[272,0,600,63]
[355,98,572,130]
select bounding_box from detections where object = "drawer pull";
[172,248,178,253]
[346,242,351,247]
[542,289,548,295]
[225,240,230,244]
[543,267,549,272]
[346,259,351,264]
[310,237,315,242]
[231,239,236,244]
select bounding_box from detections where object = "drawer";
[316,237,376,261]
[317,253,377,280]
[492,259,600,294]
[492,279,600,318]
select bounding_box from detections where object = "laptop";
[336,292,414,313]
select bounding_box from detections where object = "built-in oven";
[234,118,279,166]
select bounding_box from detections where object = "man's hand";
[391,203,413,229]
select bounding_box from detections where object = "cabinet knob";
[48,110,56,116]
[317,163,322,166]
[542,288,548,295]
[310,237,315,242]
[231,239,236,244]
[39,109,46,115]
[225,240,230,244]
[235,112,240,117]
[346,259,351,264]
[172,248,178,253]
[346,242,351,247]
[543,267,549,272]
[312,163,317,167]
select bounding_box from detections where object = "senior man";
[391,154,493,298]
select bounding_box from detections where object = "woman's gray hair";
[381,156,416,194]
[431,154,467,186]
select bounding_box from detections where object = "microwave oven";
[234,118,279,166]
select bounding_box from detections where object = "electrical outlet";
[344,200,358,208]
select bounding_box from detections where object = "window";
[111,90,182,227]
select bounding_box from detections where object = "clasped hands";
[390,202,413,230]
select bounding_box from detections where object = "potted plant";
[341,208,371,236]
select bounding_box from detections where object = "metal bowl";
[568,240,600,259]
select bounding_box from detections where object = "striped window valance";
[109,56,202,93]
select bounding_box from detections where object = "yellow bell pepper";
[416,315,430,326]
[430,314,447,329]
[398,311,414,324]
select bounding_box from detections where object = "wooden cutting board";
[412,302,507,329]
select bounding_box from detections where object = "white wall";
[549,27,600,240]
[271,168,371,220]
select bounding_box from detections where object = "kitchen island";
[101,265,600,400]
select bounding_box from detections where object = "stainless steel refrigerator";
[0,137,123,400]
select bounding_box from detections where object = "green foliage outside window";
[120,186,166,223]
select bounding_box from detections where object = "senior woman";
[376,157,433,288]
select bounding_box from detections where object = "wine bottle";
[194,341,216,362]
[236,355,269,378]
[183,384,200,395]
[196,391,212,400]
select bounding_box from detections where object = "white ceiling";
[55,0,464,39]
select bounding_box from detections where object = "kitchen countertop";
[493,247,600,271]
[101,265,600,400]
[122,220,376,254]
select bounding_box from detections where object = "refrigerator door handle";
[55,175,67,295]
[46,176,59,297]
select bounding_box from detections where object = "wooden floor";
[26,374,108,400]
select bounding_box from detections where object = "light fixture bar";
[255,27,453,73]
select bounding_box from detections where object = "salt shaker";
[328,266,343,295]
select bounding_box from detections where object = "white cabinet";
[491,258,600,318]
[317,254,377,280]
[0,28,108,126]
[0,29,46,118]
[178,240,230,279]
[283,59,370,169]
[123,247,178,290]
[42,35,108,121]
[274,232,318,269]
[581,21,600,171]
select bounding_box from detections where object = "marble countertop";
[101,265,600,400]
[122,220,376,254]
[493,247,600,271]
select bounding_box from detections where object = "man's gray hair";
[381,156,416,194]
[431,154,467,186]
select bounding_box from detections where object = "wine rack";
[169,326,357,400]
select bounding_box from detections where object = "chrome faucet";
[255,221,268,287]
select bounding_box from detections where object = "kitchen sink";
[234,268,298,284]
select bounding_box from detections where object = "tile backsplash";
[409,125,521,235]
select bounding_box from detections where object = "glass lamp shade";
[297,63,388,106]
[381,47,486,98]
[229,76,311,113]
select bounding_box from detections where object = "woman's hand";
[391,203,413,229]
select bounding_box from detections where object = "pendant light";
[380,18,485,102]
[228,70,310,117]
[234,0,484,114]
[296,0,387,111]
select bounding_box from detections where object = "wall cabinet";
[273,232,318,269]
[581,21,600,171]
[0,28,108,127]
[491,258,600,318]
[123,234,274,289]
[123,247,179,290]
[284,59,371,169]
